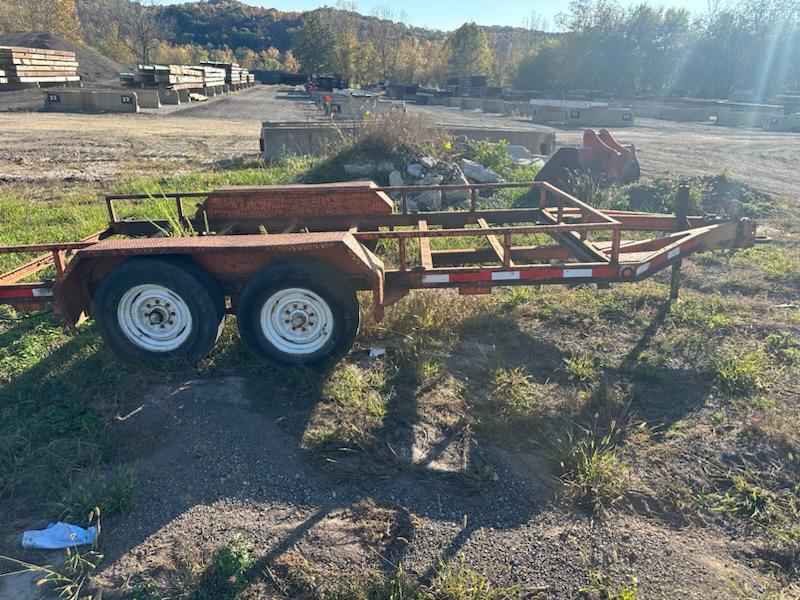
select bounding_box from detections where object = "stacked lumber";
[0,69,7,84]
[200,61,249,85]
[194,65,226,87]
[0,46,80,84]
[153,65,205,86]
[130,64,229,89]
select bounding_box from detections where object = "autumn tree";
[443,22,493,77]
[370,5,403,81]
[125,0,164,64]
[282,50,300,72]
[1,0,83,42]
[293,10,337,74]
[94,23,136,64]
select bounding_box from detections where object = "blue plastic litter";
[21,522,98,550]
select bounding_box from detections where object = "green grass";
[730,245,799,282]
[321,560,520,600]
[581,570,639,600]
[54,466,137,522]
[302,362,391,451]
[715,349,767,396]
[553,420,630,513]
[491,367,539,417]
[668,296,733,330]
[563,351,600,385]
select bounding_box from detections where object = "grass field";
[0,150,798,599]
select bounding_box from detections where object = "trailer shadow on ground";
[0,301,728,596]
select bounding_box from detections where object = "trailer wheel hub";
[117,284,193,352]
[261,288,333,355]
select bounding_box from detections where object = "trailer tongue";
[0,180,756,367]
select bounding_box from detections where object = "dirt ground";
[0,85,798,200]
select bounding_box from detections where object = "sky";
[153,0,713,31]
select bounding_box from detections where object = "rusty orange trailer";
[0,180,756,366]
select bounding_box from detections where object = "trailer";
[0,180,756,367]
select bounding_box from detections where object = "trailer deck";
[0,180,757,366]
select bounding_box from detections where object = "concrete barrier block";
[565,107,634,127]
[159,88,180,105]
[447,96,464,108]
[716,109,770,128]
[43,89,139,113]
[261,121,556,160]
[533,106,569,123]
[460,98,483,110]
[764,114,800,131]
[136,89,161,109]
[657,107,712,122]
[482,99,505,113]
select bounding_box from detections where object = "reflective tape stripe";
[667,247,680,259]
[422,274,450,283]
[422,265,619,284]
[0,287,52,299]
[492,270,520,281]
[635,262,651,275]
[564,268,593,278]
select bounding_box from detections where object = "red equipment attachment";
[536,129,639,191]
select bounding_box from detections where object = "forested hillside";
[1,0,799,99]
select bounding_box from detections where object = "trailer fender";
[55,232,384,327]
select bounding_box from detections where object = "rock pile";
[343,150,503,212]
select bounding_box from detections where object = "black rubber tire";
[93,256,225,362]
[236,259,359,368]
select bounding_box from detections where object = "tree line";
[1,0,798,99]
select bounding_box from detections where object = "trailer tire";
[236,260,359,368]
[93,257,225,362]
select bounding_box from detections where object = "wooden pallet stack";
[0,46,80,84]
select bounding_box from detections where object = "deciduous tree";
[443,22,493,77]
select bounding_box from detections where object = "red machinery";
[536,129,639,191]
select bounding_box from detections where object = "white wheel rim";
[260,288,334,355]
[117,284,193,352]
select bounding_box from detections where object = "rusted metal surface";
[0,230,104,286]
[200,181,394,224]
[54,231,385,327]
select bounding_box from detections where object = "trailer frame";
[0,180,756,362]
